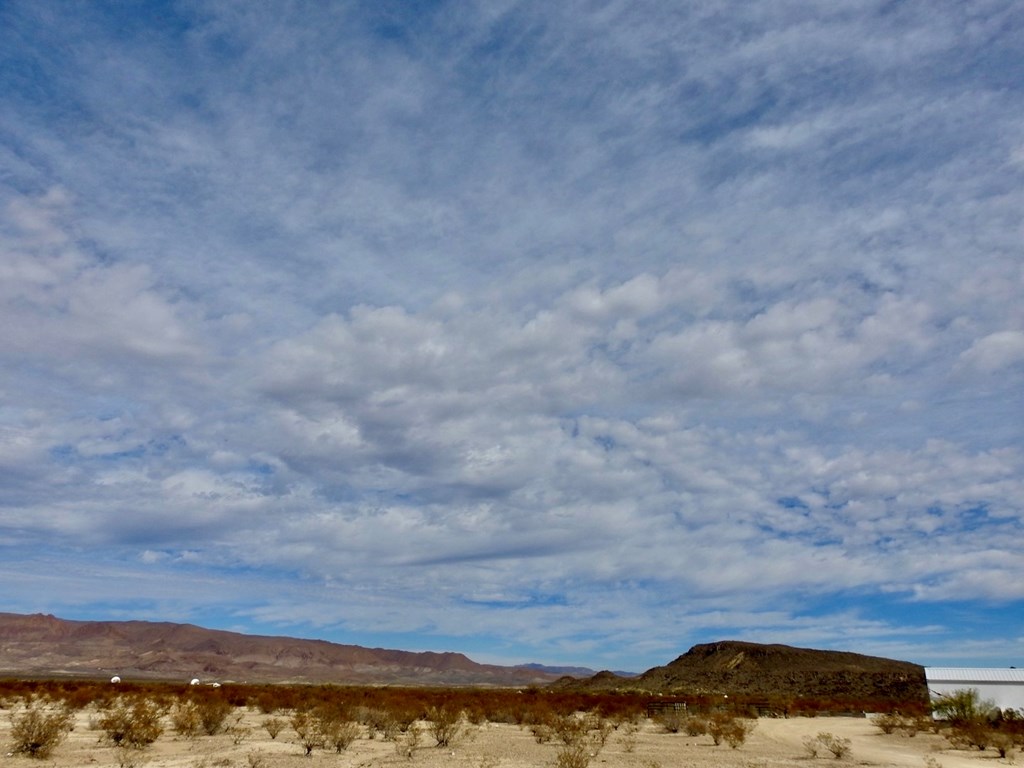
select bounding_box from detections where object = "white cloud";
[0,0,1021,669]
[959,330,1024,372]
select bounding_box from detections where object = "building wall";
[926,668,1024,713]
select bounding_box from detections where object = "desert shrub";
[427,704,464,747]
[946,718,993,751]
[227,724,250,745]
[554,713,589,745]
[356,706,401,740]
[707,712,728,745]
[290,709,323,756]
[933,690,1001,752]
[684,716,708,736]
[170,700,202,738]
[321,719,360,752]
[707,712,754,747]
[520,701,557,728]
[115,748,148,768]
[620,722,638,753]
[288,703,359,755]
[932,689,994,724]
[194,696,233,735]
[9,700,73,758]
[872,711,928,737]
[379,715,403,740]
[802,734,822,758]
[531,723,555,743]
[55,684,97,711]
[98,696,164,749]
[998,708,1024,745]
[396,723,421,759]
[489,708,520,725]
[251,691,279,714]
[902,715,931,737]
[815,731,852,759]
[656,709,686,733]
[989,731,1014,759]
[802,731,852,759]
[465,702,488,725]
[708,716,733,745]
[591,716,614,747]
[262,716,284,739]
[872,712,902,734]
[554,741,593,768]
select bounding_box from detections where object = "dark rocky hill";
[552,640,927,709]
[0,613,557,686]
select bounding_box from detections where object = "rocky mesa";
[552,640,928,709]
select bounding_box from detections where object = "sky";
[1,1,1022,674]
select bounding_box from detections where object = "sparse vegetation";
[707,712,756,748]
[554,741,594,768]
[8,698,73,758]
[872,711,931,737]
[655,709,687,733]
[814,731,852,758]
[427,704,464,747]
[0,677,1007,768]
[802,733,822,757]
[531,722,555,743]
[932,688,994,724]
[289,708,323,756]
[170,700,202,738]
[97,696,164,749]
[619,721,638,752]
[396,722,421,759]
[195,694,233,735]
[871,712,901,734]
[931,688,1005,752]
[321,718,360,752]
[286,702,362,755]
[684,715,709,736]
[554,713,589,745]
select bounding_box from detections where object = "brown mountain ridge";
[0,613,558,686]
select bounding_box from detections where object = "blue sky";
[1,0,1022,672]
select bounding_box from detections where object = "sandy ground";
[1,706,1016,768]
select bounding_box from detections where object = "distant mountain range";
[0,612,563,685]
[517,662,638,679]
[0,613,926,707]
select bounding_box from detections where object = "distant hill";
[0,613,558,686]
[0,614,929,706]
[552,640,928,708]
[515,662,639,678]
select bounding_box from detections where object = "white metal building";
[925,667,1024,712]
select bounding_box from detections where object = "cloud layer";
[1,0,1022,669]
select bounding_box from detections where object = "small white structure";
[190,678,201,685]
[110,675,121,684]
[926,668,1024,712]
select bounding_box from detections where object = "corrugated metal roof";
[926,667,1024,683]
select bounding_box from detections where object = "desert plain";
[1,705,1012,768]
